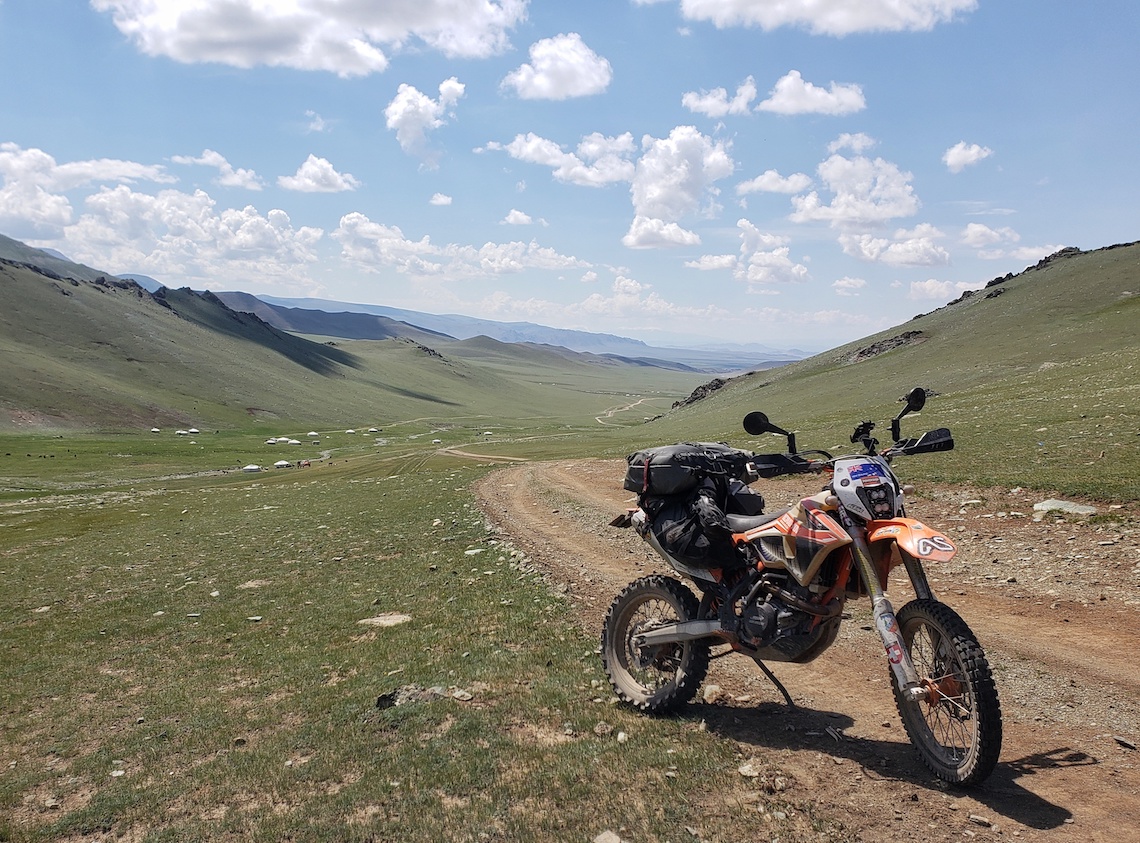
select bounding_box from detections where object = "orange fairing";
[868,519,957,563]
[738,492,852,586]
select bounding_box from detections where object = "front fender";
[867,518,956,562]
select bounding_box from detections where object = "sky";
[1,1,1137,352]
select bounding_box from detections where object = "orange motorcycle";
[604,388,1002,785]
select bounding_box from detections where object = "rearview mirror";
[743,411,774,436]
[743,411,797,453]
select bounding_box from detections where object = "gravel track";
[475,458,1140,842]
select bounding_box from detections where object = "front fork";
[841,513,928,703]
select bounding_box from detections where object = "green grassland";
[2,438,840,843]
[1,242,1138,840]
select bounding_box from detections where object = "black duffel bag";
[623,442,751,496]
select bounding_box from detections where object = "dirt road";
[475,459,1140,842]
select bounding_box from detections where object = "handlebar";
[749,452,827,479]
[742,388,952,471]
[748,430,953,478]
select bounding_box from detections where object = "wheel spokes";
[623,598,682,689]
[910,623,976,761]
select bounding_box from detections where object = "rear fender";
[867,518,956,562]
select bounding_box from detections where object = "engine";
[737,573,842,663]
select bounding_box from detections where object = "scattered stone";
[739,761,762,778]
[376,685,437,709]
[594,721,614,736]
[968,814,992,827]
[1033,499,1097,517]
[702,684,727,704]
[594,832,622,843]
[1113,735,1136,750]
[357,613,411,627]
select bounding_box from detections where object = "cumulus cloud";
[791,145,919,227]
[41,182,325,288]
[943,140,994,173]
[622,216,701,249]
[833,276,867,296]
[908,278,979,300]
[735,219,810,285]
[574,275,726,321]
[429,193,453,206]
[171,149,263,190]
[333,211,587,278]
[486,132,636,186]
[640,0,978,37]
[736,169,813,195]
[829,133,876,154]
[682,76,758,117]
[305,111,330,133]
[0,142,174,238]
[91,0,527,77]
[756,70,865,115]
[623,126,734,247]
[277,155,360,192]
[0,142,173,192]
[960,221,1020,258]
[686,219,809,288]
[961,222,1017,248]
[1010,243,1069,262]
[839,223,950,266]
[502,209,533,225]
[385,77,465,164]
[960,224,1063,263]
[685,254,738,271]
[501,33,612,100]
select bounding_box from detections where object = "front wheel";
[892,599,1002,785]
[601,575,710,713]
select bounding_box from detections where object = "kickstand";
[754,659,796,708]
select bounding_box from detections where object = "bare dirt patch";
[475,459,1140,843]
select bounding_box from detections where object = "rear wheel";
[892,599,1002,785]
[601,575,710,713]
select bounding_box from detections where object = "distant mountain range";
[0,233,716,430]
[202,293,796,373]
[110,272,803,371]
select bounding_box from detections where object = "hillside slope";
[214,291,452,345]
[0,259,704,431]
[634,242,1140,498]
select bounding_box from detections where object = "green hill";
[623,242,1140,500]
[0,258,704,431]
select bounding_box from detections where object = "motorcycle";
[603,387,1002,785]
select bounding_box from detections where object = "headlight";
[857,483,897,518]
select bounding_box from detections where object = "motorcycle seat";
[725,507,789,534]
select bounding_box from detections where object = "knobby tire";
[601,575,710,714]
[892,599,1003,785]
